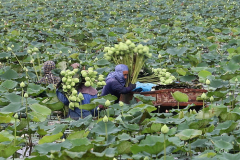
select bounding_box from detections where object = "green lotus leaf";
[166,47,188,56]
[0,143,21,158]
[171,91,189,102]
[27,83,45,96]
[175,129,202,140]
[28,111,48,122]
[0,69,18,80]
[91,121,122,135]
[118,133,132,141]
[117,141,132,154]
[38,132,63,144]
[198,70,212,79]
[0,130,14,142]
[214,140,233,150]
[96,59,110,66]
[67,130,89,140]
[0,112,13,123]
[61,150,87,159]
[33,143,63,155]
[90,148,116,158]
[1,102,24,112]
[176,68,187,76]
[78,103,97,111]
[30,103,51,116]
[0,80,17,90]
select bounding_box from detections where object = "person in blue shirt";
[56,63,98,120]
[101,64,136,104]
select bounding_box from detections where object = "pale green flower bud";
[158,54,162,59]
[144,157,149,160]
[97,107,100,111]
[27,49,32,54]
[235,78,238,82]
[201,93,207,100]
[161,124,169,134]
[119,101,124,107]
[20,81,25,88]
[179,111,184,119]
[103,115,108,123]
[33,47,39,52]
[7,47,12,51]
[210,96,214,102]
[192,109,197,114]
[24,93,28,98]
[50,153,54,159]
[14,113,18,119]
[206,79,210,85]
[105,100,111,107]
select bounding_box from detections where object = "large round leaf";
[91,121,122,135]
[175,129,202,140]
[171,91,189,102]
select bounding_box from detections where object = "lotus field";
[2,0,240,159]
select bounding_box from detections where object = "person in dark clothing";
[56,63,98,120]
[101,64,136,103]
[36,61,61,85]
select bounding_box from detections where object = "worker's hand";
[129,83,136,89]
[71,63,80,69]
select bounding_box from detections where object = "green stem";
[105,122,108,141]
[189,140,192,158]
[37,53,42,77]
[80,101,82,119]
[12,52,24,69]
[107,109,109,117]
[22,88,24,106]
[164,134,166,160]
[14,118,17,146]
[31,56,39,81]
[98,110,99,120]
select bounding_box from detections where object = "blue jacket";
[56,90,98,120]
[101,77,132,103]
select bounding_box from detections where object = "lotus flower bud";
[192,109,197,114]
[14,113,18,119]
[103,115,108,123]
[105,100,111,107]
[144,157,150,160]
[179,111,184,119]
[33,47,39,52]
[235,78,238,82]
[27,49,32,54]
[210,96,214,102]
[190,109,193,114]
[50,153,54,159]
[62,138,65,142]
[158,54,162,59]
[201,93,207,100]
[97,107,100,111]
[20,81,25,88]
[206,79,210,85]
[7,47,12,51]
[24,93,28,98]
[119,101,124,107]
[161,124,169,134]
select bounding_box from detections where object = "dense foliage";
[1,0,240,159]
